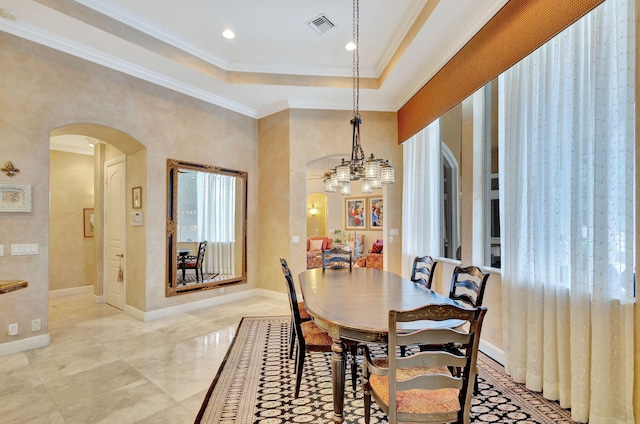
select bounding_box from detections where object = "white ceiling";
[0,0,508,120]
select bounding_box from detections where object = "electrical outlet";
[31,319,41,332]
[220,287,225,293]
[8,323,18,336]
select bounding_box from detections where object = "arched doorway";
[49,124,146,310]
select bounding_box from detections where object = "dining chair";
[280,259,358,398]
[361,303,488,424]
[179,240,207,283]
[322,247,352,271]
[448,265,490,394]
[279,258,312,359]
[410,255,438,290]
[449,265,490,309]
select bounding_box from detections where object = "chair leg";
[288,319,296,359]
[363,380,371,424]
[474,371,479,395]
[349,345,358,394]
[295,345,305,398]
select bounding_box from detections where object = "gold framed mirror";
[166,159,247,296]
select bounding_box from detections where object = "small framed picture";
[132,186,142,209]
[83,208,95,238]
[0,183,31,212]
[345,197,366,230]
[369,197,383,230]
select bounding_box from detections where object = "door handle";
[116,254,124,258]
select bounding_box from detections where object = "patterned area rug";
[196,317,576,424]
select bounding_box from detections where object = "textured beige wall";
[126,148,147,311]
[306,193,326,237]
[49,151,96,291]
[0,32,258,346]
[258,110,290,293]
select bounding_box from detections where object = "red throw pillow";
[371,239,383,253]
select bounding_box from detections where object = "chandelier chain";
[353,0,359,117]
[322,0,394,194]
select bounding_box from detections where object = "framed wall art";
[83,208,95,238]
[369,197,383,230]
[132,186,142,209]
[0,183,31,212]
[344,197,366,230]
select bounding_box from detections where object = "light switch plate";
[11,243,38,255]
[0,245,3,256]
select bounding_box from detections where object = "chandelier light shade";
[340,181,351,195]
[361,179,372,194]
[381,161,395,184]
[324,0,394,195]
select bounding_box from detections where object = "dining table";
[298,267,463,423]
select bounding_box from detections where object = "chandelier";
[324,0,394,195]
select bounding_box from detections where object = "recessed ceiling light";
[222,29,235,39]
[345,41,357,51]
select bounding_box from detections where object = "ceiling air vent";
[306,14,335,35]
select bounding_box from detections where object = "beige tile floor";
[0,292,290,424]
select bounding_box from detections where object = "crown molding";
[0,19,258,118]
[75,0,229,69]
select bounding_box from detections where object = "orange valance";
[398,0,605,143]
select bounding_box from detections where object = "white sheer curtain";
[401,120,442,279]
[499,0,635,422]
[196,173,236,275]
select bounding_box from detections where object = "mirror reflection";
[441,104,461,260]
[166,159,247,296]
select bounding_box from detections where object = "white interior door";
[105,158,126,310]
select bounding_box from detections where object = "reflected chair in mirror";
[280,259,358,398]
[361,303,487,424]
[410,255,438,290]
[322,247,352,271]
[279,258,312,360]
[179,240,207,284]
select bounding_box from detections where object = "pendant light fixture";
[324,0,394,195]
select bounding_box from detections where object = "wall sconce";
[1,161,20,177]
[309,204,318,216]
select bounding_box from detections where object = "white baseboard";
[126,289,277,322]
[49,285,93,298]
[0,334,50,357]
[253,288,288,302]
[479,340,505,365]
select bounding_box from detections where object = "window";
[484,80,500,268]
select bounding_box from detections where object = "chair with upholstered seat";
[410,255,438,290]
[280,258,312,359]
[361,303,487,424]
[322,247,352,271]
[178,240,207,283]
[280,258,358,398]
